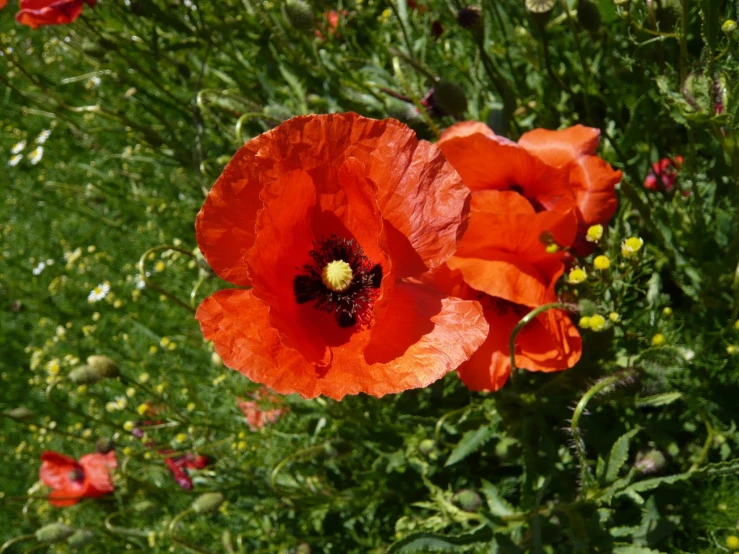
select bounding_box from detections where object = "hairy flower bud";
[86,355,120,379]
[4,406,34,420]
[67,529,95,550]
[577,0,601,32]
[453,489,482,512]
[418,438,436,456]
[433,80,468,117]
[36,523,75,544]
[191,492,225,514]
[283,0,314,31]
[96,437,115,454]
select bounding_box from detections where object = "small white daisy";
[88,282,111,303]
[134,273,147,290]
[11,140,26,155]
[8,154,23,167]
[36,130,51,144]
[32,262,46,275]
[28,146,43,165]
[86,76,102,89]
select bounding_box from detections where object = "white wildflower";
[36,130,51,144]
[32,262,46,275]
[8,154,23,167]
[88,282,111,303]
[28,146,43,165]
[11,140,26,154]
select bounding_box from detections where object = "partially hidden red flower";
[0,0,7,10]
[39,450,117,507]
[16,0,96,29]
[644,156,683,193]
[195,113,488,400]
[408,0,427,11]
[315,9,347,39]
[238,388,286,431]
[161,452,211,490]
[426,121,620,391]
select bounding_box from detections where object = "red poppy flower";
[439,122,622,253]
[0,0,7,10]
[315,9,347,39]
[39,450,117,507]
[238,388,286,431]
[16,0,96,28]
[195,113,488,400]
[644,156,683,192]
[161,452,211,490]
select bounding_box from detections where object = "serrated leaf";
[625,472,690,494]
[480,480,519,518]
[387,528,493,553]
[636,392,682,407]
[613,546,662,554]
[445,425,494,467]
[605,428,640,483]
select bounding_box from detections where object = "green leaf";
[635,392,682,408]
[445,425,494,467]
[604,428,640,483]
[480,480,519,518]
[387,528,493,553]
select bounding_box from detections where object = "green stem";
[168,509,216,554]
[0,535,35,553]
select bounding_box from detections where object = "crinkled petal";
[568,156,621,227]
[16,0,86,28]
[39,451,78,490]
[196,285,487,400]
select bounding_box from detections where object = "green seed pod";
[386,100,423,126]
[191,492,225,514]
[433,80,468,117]
[4,406,34,420]
[577,0,601,32]
[67,529,95,550]
[283,0,314,31]
[453,489,482,512]
[96,437,115,454]
[526,0,556,27]
[86,355,120,379]
[36,523,75,544]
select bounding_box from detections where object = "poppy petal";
[197,285,487,400]
[16,0,86,28]
[518,125,601,166]
[568,156,621,227]
[39,451,78,490]
[79,452,117,494]
[48,489,84,507]
[438,126,575,213]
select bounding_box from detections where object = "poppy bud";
[96,437,115,454]
[433,80,468,117]
[525,0,556,27]
[457,6,482,31]
[130,500,156,513]
[577,0,601,32]
[453,489,482,512]
[36,523,75,544]
[387,100,423,126]
[67,529,95,550]
[418,438,436,456]
[191,492,225,514]
[722,19,737,33]
[634,449,666,474]
[68,365,98,385]
[283,0,314,31]
[578,299,598,317]
[4,406,34,420]
[86,355,120,379]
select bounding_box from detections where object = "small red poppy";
[238,388,286,431]
[39,450,117,507]
[16,0,96,29]
[644,156,683,192]
[195,113,488,400]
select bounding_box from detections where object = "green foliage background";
[1,0,739,552]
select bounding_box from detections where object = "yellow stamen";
[322,260,353,292]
